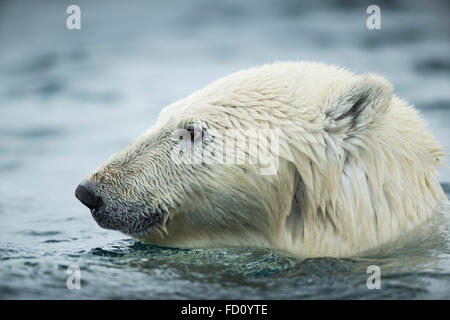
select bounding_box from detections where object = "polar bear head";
[75,62,444,254]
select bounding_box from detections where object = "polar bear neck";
[278,98,446,257]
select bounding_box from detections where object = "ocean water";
[0,0,449,299]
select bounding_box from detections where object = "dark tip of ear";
[335,95,368,121]
[325,74,393,135]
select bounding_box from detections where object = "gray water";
[0,0,449,299]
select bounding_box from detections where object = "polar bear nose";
[75,183,102,210]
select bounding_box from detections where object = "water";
[0,0,449,299]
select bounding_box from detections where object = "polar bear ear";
[325,74,393,135]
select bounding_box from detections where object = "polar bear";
[75,62,447,257]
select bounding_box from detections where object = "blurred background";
[0,0,449,299]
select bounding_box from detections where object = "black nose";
[75,184,101,210]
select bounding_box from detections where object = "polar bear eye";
[187,128,202,143]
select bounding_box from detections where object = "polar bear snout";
[75,183,102,211]
[75,175,167,237]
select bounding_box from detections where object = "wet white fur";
[104,62,447,257]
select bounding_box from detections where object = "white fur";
[94,62,447,257]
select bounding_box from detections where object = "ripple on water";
[0,127,65,140]
[20,230,62,237]
[415,57,450,74]
[13,53,58,75]
[43,239,71,244]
